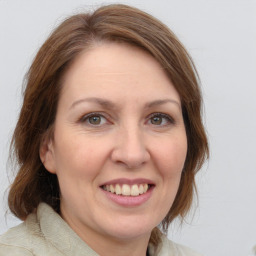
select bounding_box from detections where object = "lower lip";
[101,186,154,207]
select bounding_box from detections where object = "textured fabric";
[0,203,202,256]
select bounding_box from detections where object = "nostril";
[110,130,150,169]
[111,151,150,169]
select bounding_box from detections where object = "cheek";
[153,135,187,178]
[53,138,106,203]
[53,134,111,180]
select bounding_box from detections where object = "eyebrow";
[145,99,181,109]
[69,97,181,110]
[70,97,116,110]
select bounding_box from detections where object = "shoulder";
[0,203,85,256]
[152,234,203,256]
[0,244,33,256]
[170,241,203,256]
[0,205,58,256]
[0,218,37,255]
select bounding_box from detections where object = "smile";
[102,184,150,196]
[100,179,155,206]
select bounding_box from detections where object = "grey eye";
[150,116,163,125]
[88,115,102,125]
[148,113,174,126]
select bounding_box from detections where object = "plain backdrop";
[0,1,256,255]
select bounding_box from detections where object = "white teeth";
[110,184,115,193]
[143,184,148,193]
[102,183,150,196]
[122,184,131,196]
[115,184,121,195]
[131,184,139,196]
[139,184,144,195]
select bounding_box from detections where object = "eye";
[147,113,174,126]
[80,113,108,126]
[88,115,103,125]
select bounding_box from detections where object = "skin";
[40,42,187,256]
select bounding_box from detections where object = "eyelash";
[78,112,175,127]
[79,112,110,126]
[146,112,175,126]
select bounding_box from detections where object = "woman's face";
[41,42,187,246]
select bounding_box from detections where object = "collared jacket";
[0,203,202,256]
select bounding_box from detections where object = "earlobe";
[39,136,56,174]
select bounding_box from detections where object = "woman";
[0,4,208,256]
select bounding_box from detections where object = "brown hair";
[8,4,208,247]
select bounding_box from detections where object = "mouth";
[100,183,153,197]
[99,179,155,206]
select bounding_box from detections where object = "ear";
[39,133,56,174]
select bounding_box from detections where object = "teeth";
[102,183,150,196]
[115,184,121,195]
[122,184,131,196]
[131,184,139,196]
[139,184,144,194]
[110,184,115,193]
[143,184,148,193]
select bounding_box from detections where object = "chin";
[102,217,155,241]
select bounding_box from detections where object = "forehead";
[60,42,180,105]
[65,42,164,76]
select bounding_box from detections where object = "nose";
[111,126,150,169]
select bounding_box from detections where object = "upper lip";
[100,178,155,186]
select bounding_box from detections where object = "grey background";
[0,1,256,255]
